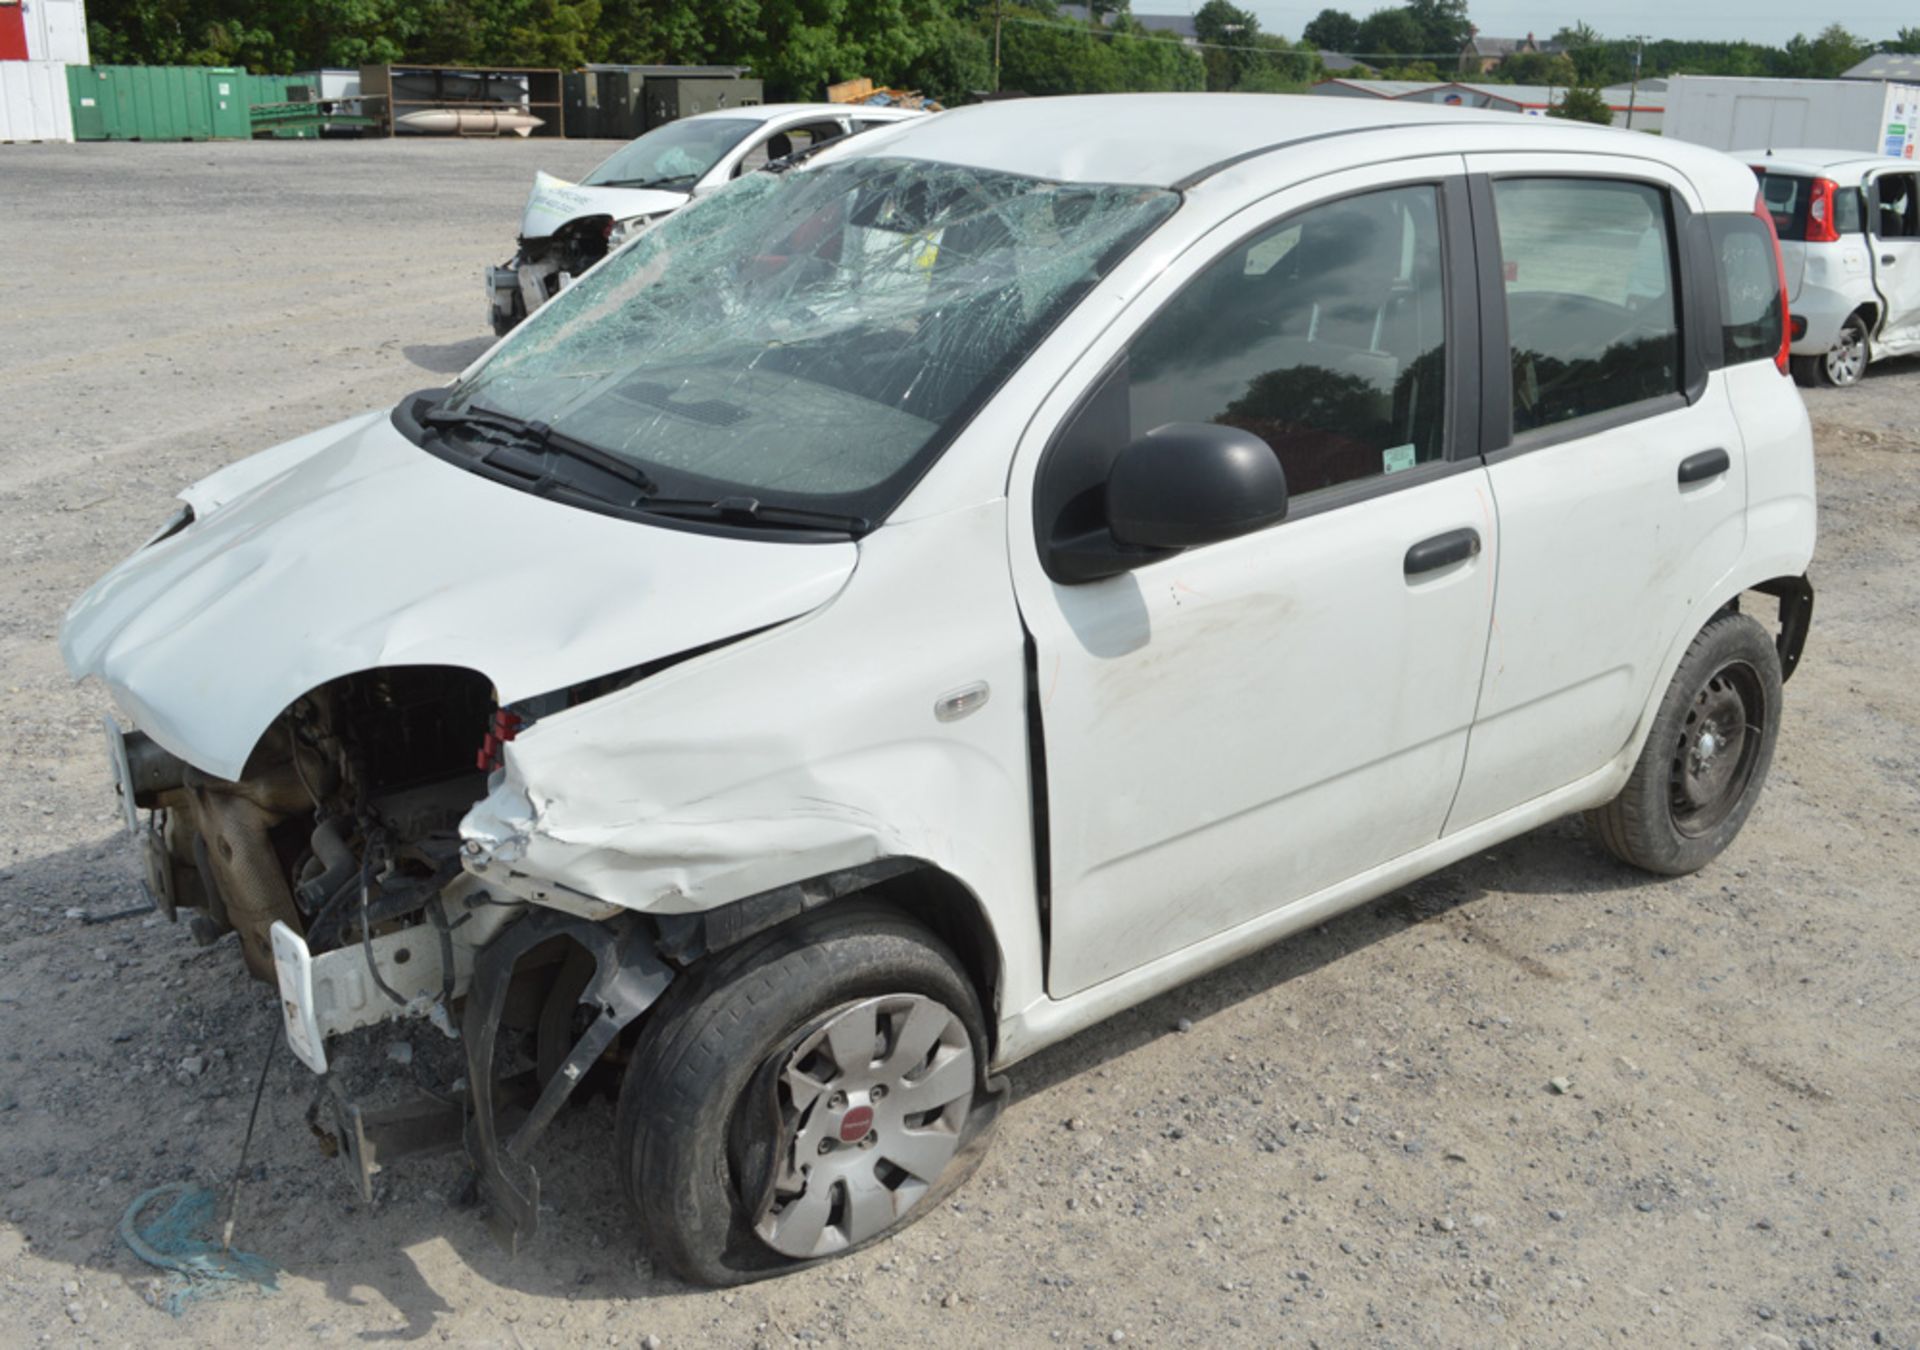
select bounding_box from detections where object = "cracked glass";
[449,157,1178,523]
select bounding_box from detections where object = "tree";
[1551,21,1614,85]
[1301,8,1359,52]
[1498,50,1576,86]
[1355,7,1424,59]
[1779,23,1867,79]
[1888,27,1920,55]
[1404,0,1471,54]
[1551,85,1614,125]
[1193,0,1259,90]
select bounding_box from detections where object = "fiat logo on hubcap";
[838,1104,875,1142]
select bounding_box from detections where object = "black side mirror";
[1107,422,1288,550]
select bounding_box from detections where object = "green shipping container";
[65,65,253,141]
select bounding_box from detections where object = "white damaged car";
[66,94,1814,1285]
[486,102,925,335]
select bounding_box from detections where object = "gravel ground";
[1,138,1917,1349]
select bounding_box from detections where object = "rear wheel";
[1586,612,1783,875]
[1802,312,1869,388]
[614,905,991,1286]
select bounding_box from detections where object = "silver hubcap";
[754,993,975,1259]
[1827,325,1866,384]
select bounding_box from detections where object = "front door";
[1009,165,1497,998]
[1868,170,1920,350]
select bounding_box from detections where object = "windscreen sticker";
[1382,443,1417,474]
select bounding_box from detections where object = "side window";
[1876,174,1920,238]
[1491,178,1680,433]
[1710,213,1784,366]
[1835,186,1865,235]
[733,123,842,176]
[1124,185,1448,500]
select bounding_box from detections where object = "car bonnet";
[60,414,856,779]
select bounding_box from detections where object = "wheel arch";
[1617,567,1813,783]
[649,858,1007,1057]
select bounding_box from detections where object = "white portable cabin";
[1664,76,1920,158]
[0,0,88,142]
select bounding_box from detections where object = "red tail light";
[476,708,524,772]
[1754,192,1792,375]
[1804,177,1840,243]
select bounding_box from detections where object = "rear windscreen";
[1754,171,1863,240]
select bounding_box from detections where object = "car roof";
[1734,148,1900,181]
[838,92,1716,190]
[683,103,925,125]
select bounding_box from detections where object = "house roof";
[1319,50,1376,73]
[1312,78,1446,98]
[1055,4,1195,37]
[1844,52,1920,82]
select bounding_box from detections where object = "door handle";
[1677,448,1730,485]
[1883,254,1897,265]
[1404,527,1480,577]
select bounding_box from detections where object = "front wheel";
[614,904,994,1286]
[1586,612,1783,875]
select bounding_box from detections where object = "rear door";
[1867,169,1920,349]
[1446,156,1749,832]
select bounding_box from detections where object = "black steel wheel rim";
[1668,659,1766,838]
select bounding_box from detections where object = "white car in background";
[1744,148,1920,386]
[486,102,927,335]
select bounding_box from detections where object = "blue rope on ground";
[118,1182,278,1316]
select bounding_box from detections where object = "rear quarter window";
[1709,213,1784,366]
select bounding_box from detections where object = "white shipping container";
[1665,75,1920,157]
[0,58,75,142]
[20,0,89,64]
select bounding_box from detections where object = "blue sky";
[1240,2,1915,48]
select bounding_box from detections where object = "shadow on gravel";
[0,811,1653,1333]
[401,338,492,375]
[1006,813,1649,1101]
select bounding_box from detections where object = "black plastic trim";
[1169,122,1438,191]
[1754,573,1814,683]
[1464,174,1511,457]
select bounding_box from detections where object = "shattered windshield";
[582,117,760,190]
[446,157,1178,525]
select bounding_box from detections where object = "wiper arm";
[640,495,869,534]
[423,403,661,496]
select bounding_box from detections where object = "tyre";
[490,289,525,339]
[1808,312,1869,388]
[614,904,994,1286]
[1586,611,1783,876]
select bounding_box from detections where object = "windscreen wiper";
[639,495,870,534]
[422,404,661,497]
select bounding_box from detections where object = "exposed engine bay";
[133,665,497,984]
[488,216,615,335]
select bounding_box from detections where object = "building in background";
[1458,32,1557,76]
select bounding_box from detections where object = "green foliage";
[1355,8,1423,58]
[1889,27,1920,55]
[1000,8,1203,96]
[1494,51,1575,86]
[1402,0,1471,53]
[1302,8,1359,52]
[1550,84,1613,125]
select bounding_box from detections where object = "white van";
[1743,148,1920,386]
[63,95,1814,1286]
